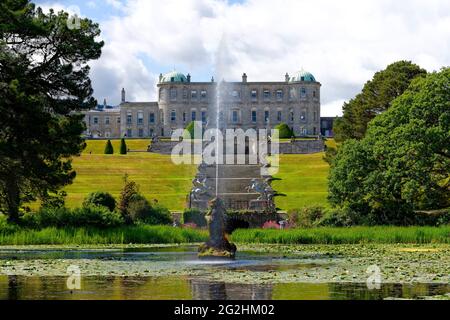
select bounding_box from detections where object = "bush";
[274,123,294,139]
[83,192,116,212]
[120,138,127,155]
[21,206,124,229]
[317,207,357,227]
[183,209,207,227]
[288,206,325,228]
[118,175,140,223]
[127,195,172,225]
[104,140,114,154]
[184,121,195,139]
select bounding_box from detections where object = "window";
[289,109,294,122]
[170,77,175,82]
[171,110,176,123]
[276,90,283,100]
[313,111,317,122]
[263,90,271,100]
[126,129,132,138]
[149,113,155,124]
[201,111,207,124]
[117,117,121,124]
[231,90,240,99]
[170,88,177,101]
[191,111,196,121]
[137,112,144,125]
[289,88,295,100]
[277,110,282,122]
[251,90,258,101]
[300,111,306,122]
[201,90,207,99]
[264,110,269,124]
[232,110,239,123]
[105,117,110,125]
[93,117,98,125]
[183,112,186,123]
[300,87,306,98]
[138,128,144,137]
[149,128,154,137]
[313,127,317,135]
[191,90,198,99]
[183,89,188,100]
[313,90,316,98]
[127,114,132,125]
[251,110,257,123]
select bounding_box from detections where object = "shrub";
[21,206,124,229]
[83,192,116,212]
[184,121,195,139]
[104,140,114,154]
[288,206,325,228]
[262,220,280,229]
[120,138,127,155]
[70,205,124,228]
[183,209,207,227]
[127,195,172,225]
[274,123,294,139]
[317,208,357,227]
[118,175,140,223]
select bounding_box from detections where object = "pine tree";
[104,140,113,154]
[0,1,103,222]
[120,138,127,155]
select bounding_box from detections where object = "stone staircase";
[189,162,272,211]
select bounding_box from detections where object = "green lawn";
[272,152,330,211]
[65,140,197,211]
[65,139,332,212]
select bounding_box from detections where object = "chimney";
[285,73,290,83]
[103,98,107,108]
[211,76,215,83]
[159,73,163,82]
[242,73,247,83]
[187,73,191,83]
[121,88,126,103]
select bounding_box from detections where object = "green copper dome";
[160,71,188,83]
[290,69,316,82]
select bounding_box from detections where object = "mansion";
[83,69,333,139]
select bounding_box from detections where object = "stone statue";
[190,176,212,202]
[198,198,236,259]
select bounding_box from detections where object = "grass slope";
[65,140,197,211]
[272,153,329,210]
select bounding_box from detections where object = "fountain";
[198,198,237,259]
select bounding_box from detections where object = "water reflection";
[0,275,448,300]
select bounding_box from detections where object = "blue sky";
[34,0,450,116]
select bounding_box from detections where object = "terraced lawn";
[64,140,197,211]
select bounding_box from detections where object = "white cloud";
[45,0,450,116]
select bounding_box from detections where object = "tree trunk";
[5,178,20,224]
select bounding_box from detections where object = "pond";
[0,244,449,300]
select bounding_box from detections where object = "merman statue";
[198,198,236,259]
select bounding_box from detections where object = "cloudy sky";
[35,0,450,116]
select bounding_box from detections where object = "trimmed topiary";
[119,138,127,155]
[274,123,294,139]
[104,140,114,154]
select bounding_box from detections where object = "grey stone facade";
[83,69,322,139]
